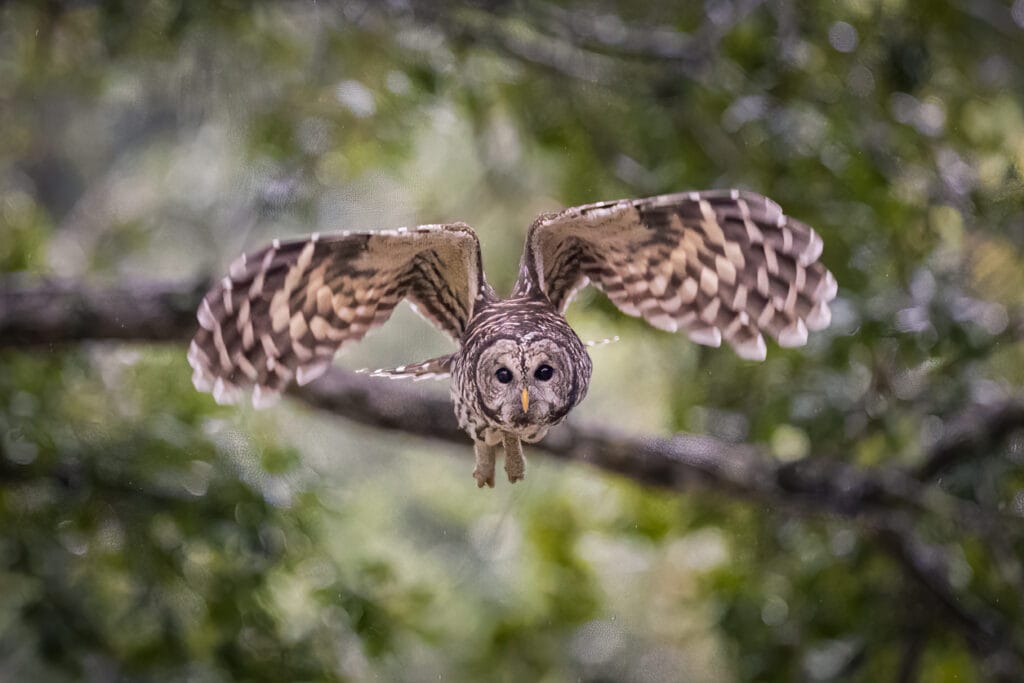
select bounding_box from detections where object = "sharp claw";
[473,466,495,489]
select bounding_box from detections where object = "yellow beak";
[521,388,530,413]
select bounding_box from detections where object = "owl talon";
[473,441,497,489]
[502,433,526,484]
[473,466,495,488]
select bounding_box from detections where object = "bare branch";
[0,276,207,347]
[914,400,1024,480]
[0,276,1009,526]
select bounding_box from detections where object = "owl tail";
[358,354,453,381]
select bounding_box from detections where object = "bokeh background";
[3,1,1024,681]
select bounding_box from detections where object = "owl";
[188,190,837,487]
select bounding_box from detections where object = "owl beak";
[521,388,530,413]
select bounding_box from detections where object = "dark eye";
[495,367,513,384]
[534,364,554,381]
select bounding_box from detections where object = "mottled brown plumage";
[189,190,837,486]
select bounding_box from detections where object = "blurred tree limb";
[2,276,1024,677]
[2,277,1023,520]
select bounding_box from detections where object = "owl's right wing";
[516,190,837,360]
[189,223,484,406]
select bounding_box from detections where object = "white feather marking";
[724,314,746,338]
[733,284,748,311]
[688,327,722,347]
[715,255,737,285]
[229,253,247,280]
[235,353,258,381]
[235,299,251,332]
[198,298,217,331]
[252,385,282,409]
[297,360,331,386]
[289,312,309,340]
[778,319,809,347]
[806,301,832,331]
[649,272,669,297]
[270,291,290,332]
[309,316,332,341]
[819,271,838,300]
[700,298,720,324]
[723,240,746,268]
[784,284,799,316]
[661,292,683,313]
[756,268,770,297]
[680,277,698,303]
[212,324,231,370]
[800,229,823,265]
[292,339,313,362]
[242,321,254,350]
[186,340,206,368]
[737,199,764,244]
[191,367,213,392]
[764,245,779,275]
[212,377,240,405]
[734,333,767,361]
[260,333,280,359]
[648,314,678,332]
[700,268,718,296]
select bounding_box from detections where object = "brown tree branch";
[0,276,1016,526]
[914,400,1024,481]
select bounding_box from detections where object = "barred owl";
[189,190,837,487]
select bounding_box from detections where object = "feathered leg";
[503,432,526,483]
[473,441,498,488]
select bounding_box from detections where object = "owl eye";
[534,364,554,381]
[495,367,514,384]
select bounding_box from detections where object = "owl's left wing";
[516,190,837,360]
[189,224,483,406]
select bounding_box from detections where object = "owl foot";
[502,432,526,484]
[473,464,495,488]
[473,441,497,488]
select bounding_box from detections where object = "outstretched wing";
[189,224,483,406]
[515,190,837,360]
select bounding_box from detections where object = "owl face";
[473,336,586,432]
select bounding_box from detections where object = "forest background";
[3,1,1024,681]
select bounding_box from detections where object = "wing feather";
[190,224,483,406]
[515,190,837,359]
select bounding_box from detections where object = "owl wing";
[189,223,483,406]
[516,190,837,360]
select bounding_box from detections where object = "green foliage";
[2,1,1024,681]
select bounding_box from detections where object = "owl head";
[472,334,591,433]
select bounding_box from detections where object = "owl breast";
[451,295,592,442]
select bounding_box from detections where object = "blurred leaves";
[2,0,1024,681]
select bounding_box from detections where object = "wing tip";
[688,326,722,348]
[778,319,809,348]
[806,301,832,331]
[734,333,767,361]
[296,359,332,386]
